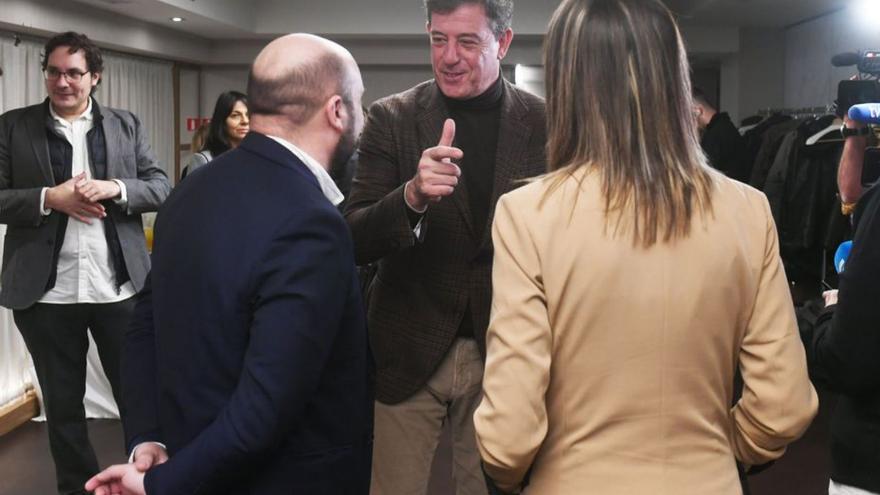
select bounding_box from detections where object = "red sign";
[186,117,211,132]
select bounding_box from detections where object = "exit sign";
[186,117,211,131]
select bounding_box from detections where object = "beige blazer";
[474,169,818,494]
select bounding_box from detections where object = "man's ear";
[325,95,345,133]
[497,28,513,60]
[91,72,101,88]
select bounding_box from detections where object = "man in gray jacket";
[0,31,170,495]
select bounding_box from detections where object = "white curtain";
[0,35,174,419]
[97,52,175,179]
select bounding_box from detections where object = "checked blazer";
[344,79,546,404]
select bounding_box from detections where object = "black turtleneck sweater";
[405,77,504,338]
[443,75,504,236]
[448,77,503,339]
[404,76,501,339]
[406,76,504,232]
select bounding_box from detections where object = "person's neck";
[443,74,503,110]
[703,109,718,128]
[52,101,89,123]
[252,122,331,172]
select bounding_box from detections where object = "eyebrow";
[46,65,88,72]
[429,30,482,40]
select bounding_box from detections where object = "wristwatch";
[841,123,871,138]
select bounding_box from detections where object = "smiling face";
[44,46,99,118]
[428,3,512,100]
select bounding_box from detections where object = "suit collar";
[263,134,344,206]
[26,101,55,185]
[483,80,532,243]
[98,101,125,180]
[238,132,323,192]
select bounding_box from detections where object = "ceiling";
[668,0,847,27]
[71,0,852,40]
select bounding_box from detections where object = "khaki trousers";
[371,338,487,495]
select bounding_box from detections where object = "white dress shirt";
[39,98,135,304]
[830,480,880,495]
[266,135,344,206]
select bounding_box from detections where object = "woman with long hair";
[181,90,249,179]
[473,0,818,493]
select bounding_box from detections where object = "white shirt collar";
[265,135,344,206]
[49,97,94,124]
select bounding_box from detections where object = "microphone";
[848,103,880,124]
[834,240,852,273]
[832,52,861,67]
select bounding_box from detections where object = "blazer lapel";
[479,81,532,246]
[25,105,55,186]
[416,83,477,240]
[101,108,123,180]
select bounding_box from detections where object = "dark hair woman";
[181,90,249,179]
[473,1,818,493]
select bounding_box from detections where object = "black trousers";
[13,299,134,495]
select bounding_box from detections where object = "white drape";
[0,35,173,420]
[97,52,175,179]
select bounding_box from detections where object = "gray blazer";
[0,99,171,309]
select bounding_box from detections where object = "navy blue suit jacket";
[121,132,371,494]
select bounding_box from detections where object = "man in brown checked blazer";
[344,0,545,493]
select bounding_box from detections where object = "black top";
[701,112,750,182]
[443,74,503,234]
[405,75,503,230]
[445,75,504,339]
[803,184,880,493]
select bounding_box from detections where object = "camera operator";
[801,113,880,495]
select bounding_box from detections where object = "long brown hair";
[543,0,715,247]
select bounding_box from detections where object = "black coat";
[123,133,371,494]
[701,112,749,182]
[802,185,880,493]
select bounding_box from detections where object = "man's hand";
[823,289,839,307]
[76,178,121,203]
[405,118,463,211]
[132,443,168,472]
[85,464,146,495]
[44,172,106,224]
[839,115,868,204]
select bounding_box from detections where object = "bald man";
[85,34,371,495]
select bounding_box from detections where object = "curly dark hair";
[41,32,104,91]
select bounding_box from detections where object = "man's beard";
[329,120,358,184]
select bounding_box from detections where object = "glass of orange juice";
[144,226,154,252]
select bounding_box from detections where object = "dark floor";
[0,419,126,495]
[0,390,834,495]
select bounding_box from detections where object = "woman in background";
[473,0,818,493]
[190,121,210,159]
[181,90,249,179]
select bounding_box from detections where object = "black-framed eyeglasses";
[43,67,90,83]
